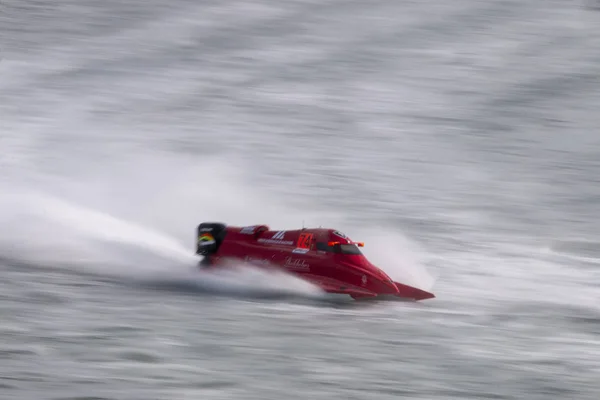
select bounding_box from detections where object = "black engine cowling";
[196,222,227,256]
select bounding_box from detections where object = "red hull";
[196,223,435,301]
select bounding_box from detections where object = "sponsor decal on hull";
[257,238,294,245]
[256,231,294,245]
[198,233,216,245]
[272,231,286,240]
[240,226,257,234]
[243,256,271,266]
[292,248,309,254]
[284,257,310,271]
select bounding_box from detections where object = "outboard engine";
[196,222,227,256]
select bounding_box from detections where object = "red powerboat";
[195,222,435,301]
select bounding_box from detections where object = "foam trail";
[0,186,324,299]
[147,265,325,299]
[30,193,195,264]
[0,189,189,273]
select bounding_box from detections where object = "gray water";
[1,1,600,399]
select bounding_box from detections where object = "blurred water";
[1,1,600,399]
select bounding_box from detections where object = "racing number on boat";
[297,233,313,249]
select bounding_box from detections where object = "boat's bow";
[393,281,435,300]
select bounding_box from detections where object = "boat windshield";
[316,242,362,255]
[340,244,362,255]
